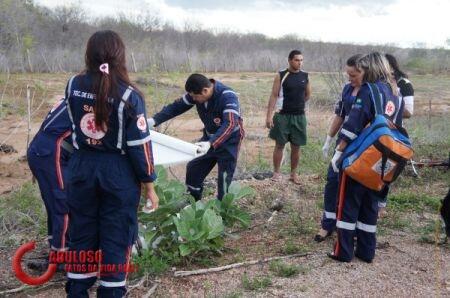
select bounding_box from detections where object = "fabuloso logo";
[12,241,138,286]
[12,242,57,286]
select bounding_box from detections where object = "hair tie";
[99,63,109,75]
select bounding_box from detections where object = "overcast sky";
[35,0,450,49]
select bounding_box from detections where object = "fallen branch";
[174,252,309,277]
[142,282,158,298]
[0,280,63,295]
[0,285,29,295]
[128,275,148,289]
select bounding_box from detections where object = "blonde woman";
[328,52,403,262]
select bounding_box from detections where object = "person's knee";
[290,144,300,153]
[275,143,285,150]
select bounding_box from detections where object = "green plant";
[269,260,300,277]
[0,182,47,245]
[241,273,272,291]
[137,166,253,272]
[173,199,225,257]
[212,182,254,229]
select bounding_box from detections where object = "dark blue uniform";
[333,81,403,262]
[64,74,156,297]
[153,79,244,200]
[321,83,356,232]
[27,99,72,251]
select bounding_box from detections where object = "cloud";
[34,0,450,48]
[164,0,395,12]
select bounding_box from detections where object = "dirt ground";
[0,72,449,297]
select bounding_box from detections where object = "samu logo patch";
[213,118,221,126]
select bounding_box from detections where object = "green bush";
[136,166,253,274]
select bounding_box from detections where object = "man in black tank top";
[266,50,311,184]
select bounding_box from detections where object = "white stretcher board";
[149,130,203,166]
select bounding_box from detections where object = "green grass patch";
[378,211,411,232]
[269,260,301,277]
[241,273,272,291]
[417,219,444,244]
[0,182,47,245]
[281,240,311,255]
[388,192,441,212]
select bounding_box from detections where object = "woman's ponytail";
[94,63,110,131]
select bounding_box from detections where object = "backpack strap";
[280,69,290,86]
[366,82,383,115]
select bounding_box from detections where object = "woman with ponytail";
[64,30,158,297]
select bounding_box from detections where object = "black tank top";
[278,69,308,115]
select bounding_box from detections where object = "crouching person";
[27,97,72,266]
[148,73,245,201]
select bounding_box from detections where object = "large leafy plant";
[136,166,254,272]
[212,182,254,229]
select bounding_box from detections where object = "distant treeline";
[1,0,449,74]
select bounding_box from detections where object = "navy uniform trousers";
[27,133,70,250]
[66,151,140,298]
[186,147,236,201]
[334,174,379,262]
[321,164,339,232]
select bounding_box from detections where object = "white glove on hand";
[147,118,156,130]
[322,135,333,159]
[195,141,211,154]
[142,199,154,214]
[331,149,343,173]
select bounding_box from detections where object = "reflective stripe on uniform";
[187,184,201,191]
[51,245,69,251]
[67,272,97,279]
[99,280,126,287]
[126,135,151,147]
[116,88,133,149]
[43,105,67,131]
[341,128,357,140]
[336,220,356,230]
[356,221,377,233]
[222,90,238,95]
[212,112,235,148]
[65,75,79,149]
[182,94,194,106]
[324,211,336,219]
[223,109,240,116]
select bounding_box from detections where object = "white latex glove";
[147,118,156,130]
[322,135,333,159]
[331,149,343,173]
[195,141,211,154]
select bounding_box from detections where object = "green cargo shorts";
[269,113,307,146]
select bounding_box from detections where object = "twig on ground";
[0,280,63,295]
[174,252,309,277]
[128,274,148,289]
[0,285,29,295]
[267,210,278,223]
[142,282,159,298]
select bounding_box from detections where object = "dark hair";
[288,50,302,60]
[346,54,363,67]
[85,30,141,131]
[185,73,212,94]
[385,53,407,80]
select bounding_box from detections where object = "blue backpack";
[341,83,414,191]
